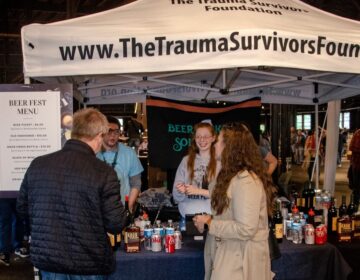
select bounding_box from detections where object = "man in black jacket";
[17,108,128,280]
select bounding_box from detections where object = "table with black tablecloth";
[272,240,352,280]
[109,237,352,280]
[109,238,205,280]
[332,241,360,280]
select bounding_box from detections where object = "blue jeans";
[40,271,108,280]
[0,198,24,253]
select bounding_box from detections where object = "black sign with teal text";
[147,96,261,169]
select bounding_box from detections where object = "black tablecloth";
[272,240,352,280]
[109,238,205,280]
[109,238,352,280]
[332,241,360,280]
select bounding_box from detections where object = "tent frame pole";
[313,83,320,189]
[315,103,319,189]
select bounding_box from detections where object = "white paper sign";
[0,91,61,191]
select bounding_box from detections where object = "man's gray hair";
[71,108,108,140]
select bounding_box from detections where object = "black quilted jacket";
[17,139,127,275]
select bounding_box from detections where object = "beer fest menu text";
[0,91,61,192]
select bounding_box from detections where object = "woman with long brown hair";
[173,121,217,222]
[194,122,274,280]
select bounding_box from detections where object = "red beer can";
[165,234,175,253]
[315,224,327,245]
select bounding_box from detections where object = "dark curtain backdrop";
[146,96,261,170]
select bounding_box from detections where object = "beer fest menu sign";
[0,89,62,196]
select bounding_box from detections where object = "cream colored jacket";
[204,170,272,280]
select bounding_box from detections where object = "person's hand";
[185,184,200,195]
[176,183,186,194]
[193,214,211,233]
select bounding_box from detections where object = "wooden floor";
[289,157,352,208]
[0,254,34,280]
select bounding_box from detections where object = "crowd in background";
[290,126,349,181]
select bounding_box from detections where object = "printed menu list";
[0,91,61,191]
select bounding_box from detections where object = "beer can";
[291,222,302,244]
[315,224,327,245]
[165,234,175,253]
[286,220,293,240]
[174,230,182,250]
[151,232,162,252]
[304,224,315,245]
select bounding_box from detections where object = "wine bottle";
[352,204,360,241]
[108,198,123,251]
[273,199,283,243]
[307,208,315,226]
[291,203,299,215]
[327,197,338,240]
[347,193,356,216]
[125,195,129,212]
[293,191,302,211]
[339,195,347,217]
[307,184,315,210]
[302,184,309,212]
[291,190,299,208]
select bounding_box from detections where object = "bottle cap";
[308,208,315,216]
[292,205,299,214]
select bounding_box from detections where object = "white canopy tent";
[21,0,360,192]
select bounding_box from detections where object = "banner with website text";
[146,96,261,169]
[22,0,360,77]
[0,84,73,198]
